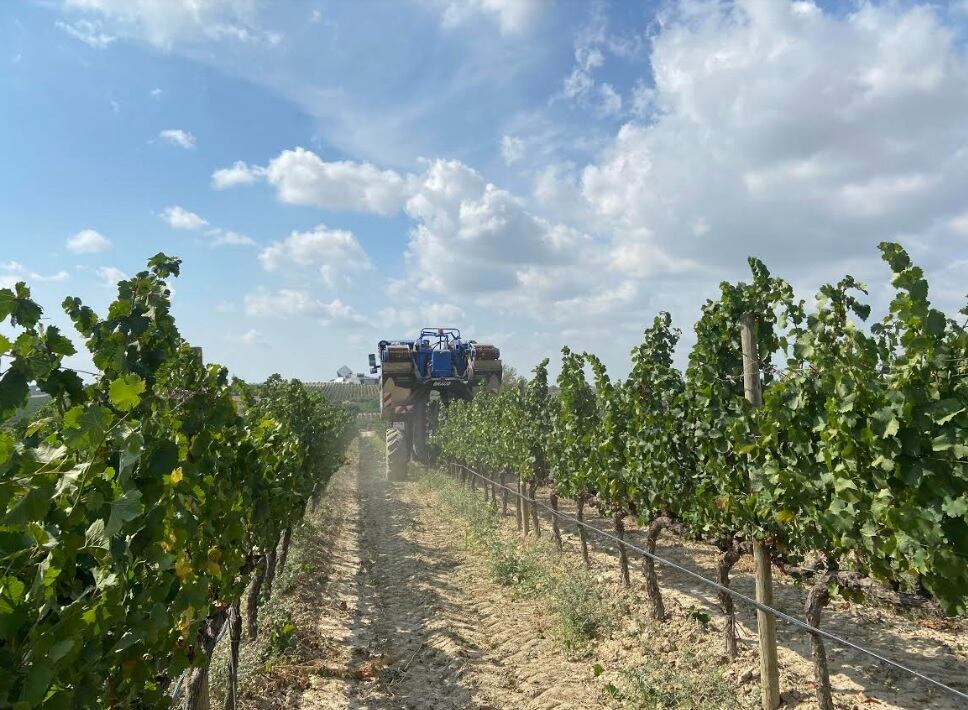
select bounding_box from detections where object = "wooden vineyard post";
[522,477,531,536]
[741,313,780,710]
[515,477,523,531]
[500,470,509,517]
[576,496,590,569]
[549,490,563,551]
[614,512,630,587]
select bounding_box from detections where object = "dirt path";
[292,436,602,709]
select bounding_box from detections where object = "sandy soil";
[239,436,603,709]
[233,441,967,710]
[521,480,968,710]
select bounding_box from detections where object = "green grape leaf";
[105,488,143,537]
[109,374,146,412]
[942,496,968,520]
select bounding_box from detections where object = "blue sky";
[2,0,968,382]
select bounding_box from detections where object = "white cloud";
[161,206,208,230]
[150,87,162,98]
[557,5,641,117]
[566,0,968,290]
[66,228,111,254]
[244,288,369,325]
[0,262,70,289]
[209,229,256,247]
[221,147,642,323]
[238,328,264,345]
[379,303,466,330]
[211,160,264,189]
[159,128,195,149]
[500,135,524,165]
[263,148,408,215]
[439,0,547,34]
[161,207,255,247]
[259,226,371,286]
[214,149,407,213]
[56,19,116,48]
[60,0,274,48]
[96,266,126,287]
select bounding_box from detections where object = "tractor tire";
[386,427,408,482]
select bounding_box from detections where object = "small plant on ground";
[606,641,752,710]
[551,572,613,652]
[267,613,297,658]
[487,540,542,593]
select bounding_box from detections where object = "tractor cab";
[413,328,467,380]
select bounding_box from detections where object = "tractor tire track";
[297,436,603,709]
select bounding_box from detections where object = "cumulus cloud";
[238,328,265,345]
[213,149,408,214]
[439,0,547,34]
[0,262,70,289]
[379,303,466,331]
[161,205,208,230]
[159,128,195,149]
[66,228,112,254]
[209,229,256,247]
[160,206,255,247]
[244,288,369,325]
[60,0,275,48]
[211,160,264,189]
[218,146,650,323]
[570,0,968,287]
[264,148,408,215]
[96,266,126,288]
[259,226,371,286]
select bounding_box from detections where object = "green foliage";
[267,613,296,658]
[487,540,541,592]
[0,256,352,706]
[551,572,612,651]
[610,643,750,709]
[437,243,968,615]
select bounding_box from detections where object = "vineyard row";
[435,242,968,710]
[0,254,354,708]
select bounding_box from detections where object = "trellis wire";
[452,463,968,704]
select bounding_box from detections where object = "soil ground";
[225,437,968,709]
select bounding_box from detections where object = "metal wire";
[452,463,968,703]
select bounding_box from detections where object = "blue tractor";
[369,328,502,480]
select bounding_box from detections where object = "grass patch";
[486,539,542,593]
[605,639,751,710]
[420,466,615,651]
[550,571,613,652]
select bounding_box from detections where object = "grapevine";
[0,255,352,707]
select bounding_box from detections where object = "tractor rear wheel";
[386,427,408,481]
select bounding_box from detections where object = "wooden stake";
[741,313,780,710]
[550,491,563,551]
[522,477,531,536]
[614,512,630,587]
[576,496,590,570]
[500,470,509,517]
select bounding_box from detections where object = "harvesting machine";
[369,328,502,480]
